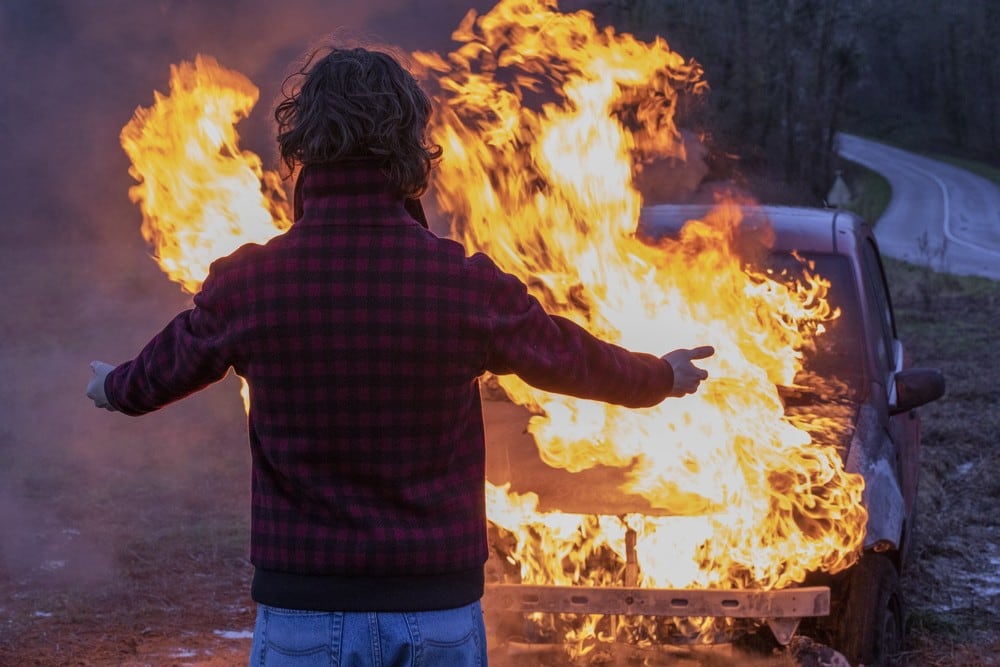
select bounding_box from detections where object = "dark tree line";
[574,0,1000,201]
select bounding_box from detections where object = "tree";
[574,0,997,201]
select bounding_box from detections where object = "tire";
[835,552,904,666]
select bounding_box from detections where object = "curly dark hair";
[274,46,442,198]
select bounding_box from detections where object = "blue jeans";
[248,601,488,666]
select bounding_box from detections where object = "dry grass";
[881,260,1000,666]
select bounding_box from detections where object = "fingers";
[90,360,115,375]
[661,346,715,365]
[688,345,715,360]
[660,346,715,399]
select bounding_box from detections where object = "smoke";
[0,0,497,240]
[0,0,497,641]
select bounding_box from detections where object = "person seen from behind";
[86,43,714,666]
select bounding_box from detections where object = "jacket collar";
[293,160,430,228]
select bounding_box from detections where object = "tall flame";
[416,0,866,601]
[120,55,291,294]
[120,0,867,651]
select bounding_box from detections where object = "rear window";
[756,251,865,402]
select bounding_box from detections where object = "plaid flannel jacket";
[105,162,675,610]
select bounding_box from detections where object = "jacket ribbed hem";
[251,566,484,612]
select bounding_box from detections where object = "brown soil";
[1,241,999,666]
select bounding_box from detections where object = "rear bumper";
[482,583,830,645]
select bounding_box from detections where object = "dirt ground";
[0,235,256,666]
[1,233,999,666]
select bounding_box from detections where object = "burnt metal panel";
[483,584,830,618]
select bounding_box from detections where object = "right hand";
[661,346,715,397]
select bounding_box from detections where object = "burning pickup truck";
[481,205,945,665]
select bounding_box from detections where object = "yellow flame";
[120,55,290,294]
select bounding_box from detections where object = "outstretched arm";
[85,269,235,415]
[480,256,713,407]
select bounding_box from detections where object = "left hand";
[86,361,117,411]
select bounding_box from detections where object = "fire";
[120,55,291,294]
[120,0,867,652]
[416,0,866,636]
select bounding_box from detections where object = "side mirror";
[891,368,946,415]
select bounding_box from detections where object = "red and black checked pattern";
[105,162,674,579]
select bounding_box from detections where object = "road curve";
[837,133,1000,280]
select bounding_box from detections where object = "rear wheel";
[835,552,903,666]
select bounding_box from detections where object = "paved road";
[837,133,1000,280]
